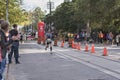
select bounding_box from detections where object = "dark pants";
[99,38,103,43]
[8,46,19,63]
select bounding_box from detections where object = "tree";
[51,2,75,32]
[0,0,30,25]
[44,0,120,33]
[31,7,45,30]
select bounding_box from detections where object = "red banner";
[37,22,45,44]
[38,22,45,37]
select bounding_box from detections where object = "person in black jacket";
[8,24,20,64]
[0,20,17,80]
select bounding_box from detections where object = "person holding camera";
[8,24,20,64]
[0,20,18,80]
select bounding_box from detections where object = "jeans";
[0,59,6,80]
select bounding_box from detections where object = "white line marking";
[56,52,120,79]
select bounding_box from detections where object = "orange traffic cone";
[74,44,77,49]
[61,41,64,47]
[75,44,77,49]
[72,41,74,48]
[77,42,81,50]
[91,44,95,53]
[103,47,108,56]
[85,43,89,52]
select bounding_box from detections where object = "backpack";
[47,35,50,38]
[46,33,51,39]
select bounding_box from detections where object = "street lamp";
[47,0,54,31]
[47,0,54,15]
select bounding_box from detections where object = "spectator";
[98,31,104,43]
[108,32,114,45]
[19,33,23,44]
[8,24,20,64]
[116,33,120,46]
[0,20,17,80]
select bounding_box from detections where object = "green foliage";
[31,7,45,30]
[0,0,23,24]
[46,2,75,32]
[45,0,120,33]
[0,0,45,31]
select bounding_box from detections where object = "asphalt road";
[7,41,120,80]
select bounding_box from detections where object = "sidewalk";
[3,57,16,80]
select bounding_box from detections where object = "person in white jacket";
[116,34,120,46]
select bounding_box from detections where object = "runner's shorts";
[46,39,52,44]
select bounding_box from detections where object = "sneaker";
[16,61,20,64]
[9,61,12,64]
[1,78,4,80]
[50,47,52,51]
[45,48,47,50]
